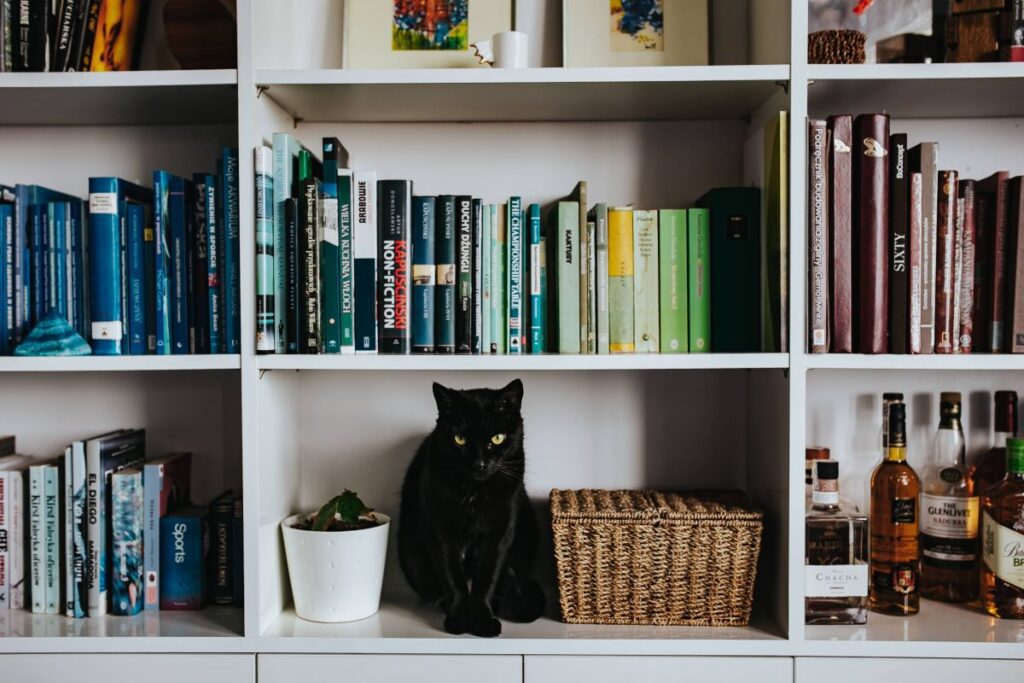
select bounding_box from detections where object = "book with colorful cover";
[688,208,711,352]
[152,171,175,355]
[528,203,545,354]
[67,442,86,617]
[255,146,276,353]
[221,148,240,354]
[435,195,456,353]
[507,197,523,354]
[43,463,59,614]
[87,0,146,71]
[110,468,143,616]
[160,506,206,610]
[556,201,581,354]
[143,452,191,611]
[608,207,634,353]
[377,180,412,354]
[633,209,659,353]
[353,170,378,353]
[412,196,436,353]
[659,209,688,353]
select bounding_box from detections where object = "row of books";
[0,434,242,617]
[0,148,241,356]
[256,132,786,355]
[807,113,1024,355]
[0,0,146,72]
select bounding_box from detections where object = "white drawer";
[525,655,792,683]
[0,654,254,683]
[259,654,522,683]
[796,658,1024,682]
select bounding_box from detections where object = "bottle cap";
[883,392,903,402]
[815,459,839,480]
[888,402,907,447]
[1008,437,1024,474]
[812,460,840,505]
[806,446,830,461]
[995,391,1018,434]
[940,391,962,404]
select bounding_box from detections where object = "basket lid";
[550,489,763,524]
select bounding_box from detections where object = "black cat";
[398,379,546,637]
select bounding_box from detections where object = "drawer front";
[525,655,792,683]
[0,654,254,683]
[259,654,522,683]
[796,658,1024,682]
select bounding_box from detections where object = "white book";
[353,170,378,353]
[28,464,47,613]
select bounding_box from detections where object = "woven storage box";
[550,489,764,626]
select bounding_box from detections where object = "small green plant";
[311,490,374,531]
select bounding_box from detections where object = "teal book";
[688,208,711,352]
[491,204,507,354]
[152,171,176,355]
[528,203,545,353]
[481,205,492,354]
[320,138,345,354]
[271,134,308,353]
[339,170,355,354]
[659,209,688,353]
[507,197,524,354]
[633,210,659,353]
[556,202,581,354]
[591,204,610,354]
[608,207,634,353]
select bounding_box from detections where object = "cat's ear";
[498,378,524,412]
[432,382,459,414]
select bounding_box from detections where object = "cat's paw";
[444,599,502,638]
[496,579,546,623]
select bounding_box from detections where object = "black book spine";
[455,195,473,354]
[63,0,88,70]
[434,195,456,353]
[191,176,210,353]
[299,177,321,353]
[471,198,482,354]
[75,0,98,70]
[51,0,73,69]
[377,180,412,354]
[26,0,44,69]
[12,0,28,70]
[207,496,234,606]
[889,133,909,353]
[284,198,299,353]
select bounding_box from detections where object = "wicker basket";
[550,489,764,627]
[808,29,867,64]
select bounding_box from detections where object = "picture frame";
[344,0,514,69]
[563,0,709,68]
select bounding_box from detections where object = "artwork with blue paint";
[611,0,664,52]
[393,0,469,51]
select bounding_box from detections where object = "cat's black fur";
[398,379,545,637]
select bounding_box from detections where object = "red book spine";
[808,119,830,353]
[909,172,924,354]
[853,114,890,354]
[980,171,1010,352]
[973,190,992,351]
[935,171,959,353]
[1007,177,1024,353]
[828,115,853,353]
[958,180,976,353]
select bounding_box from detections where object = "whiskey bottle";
[806,460,869,625]
[920,392,979,603]
[980,436,1024,619]
[970,390,1017,498]
[870,401,921,616]
[806,446,830,508]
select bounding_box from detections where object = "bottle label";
[891,497,916,525]
[812,490,839,506]
[982,510,1024,590]
[921,494,979,539]
[805,564,868,598]
[871,563,918,594]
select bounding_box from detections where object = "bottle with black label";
[869,400,921,616]
[921,392,979,603]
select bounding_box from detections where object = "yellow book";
[608,207,635,353]
[89,0,145,72]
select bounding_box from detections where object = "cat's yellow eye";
[454,434,466,446]
[491,433,506,446]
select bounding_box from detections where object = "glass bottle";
[920,392,979,603]
[880,392,904,452]
[870,400,921,616]
[806,446,830,508]
[971,390,1017,498]
[980,437,1024,619]
[806,460,869,625]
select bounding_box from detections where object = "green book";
[688,208,711,352]
[632,209,659,353]
[556,201,581,354]
[659,209,688,353]
[608,207,634,353]
[338,170,355,354]
[320,138,344,354]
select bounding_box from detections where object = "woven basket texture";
[809,29,867,64]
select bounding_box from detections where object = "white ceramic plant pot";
[280,512,390,623]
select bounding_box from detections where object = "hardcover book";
[608,207,634,354]
[591,204,610,355]
[320,139,346,354]
[43,463,59,614]
[481,204,492,354]
[490,204,507,354]
[160,506,206,610]
[909,172,924,354]
[507,197,524,355]
[529,203,545,354]
[908,142,939,353]
[570,182,592,354]
[197,173,222,353]
[378,180,413,354]
[1006,177,1024,353]
[435,195,456,354]
[853,114,891,354]
[143,452,191,611]
[959,180,977,353]
[659,209,688,353]
[827,115,853,354]
[632,209,659,353]
[110,469,143,616]
[473,199,483,354]
[889,133,909,354]
[412,196,436,353]
[284,199,300,352]
[339,170,355,354]
[455,196,473,354]
[935,170,959,354]
[28,463,45,613]
[688,209,711,352]
[221,148,241,354]
[189,173,211,354]
[808,119,830,354]
[978,171,1010,352]
[255,146,276,353]
[298,176,322,353]
[208,491,235,606]
[68,442,86,618]
[764,111,789,353]
[152,171,176,355]
[126,202,147,355]
[555,201,581,354]
[169,175,191,354]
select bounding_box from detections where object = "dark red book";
[853,114,890,354]
[978,171,1010,352]
[888,133,909,353]
[808,119,830,354]
[974,186,993,351]
[935,170,959,354]
[1006,177,1024,353]
[959,180,977,353]
[909,172,924,354]
[908,143,939,353]
[828,115,853,353]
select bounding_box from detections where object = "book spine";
[952,188,964,353]
[1008,179,1024,353]
[633,209,659,353]
[659,209,688,353]
[85,441,104,616]
[594,205,609,354]
[808,119,830,353]
[10,468,24,609]
[43,465,58,614]
[160,514,205,610]
[222,148,240,354]
[353,171,378,353]
[472,199,483,354]
[29,465,44,613]
[576,187,591,355]
[507,197,523,355]
[30,204,41,326]
[189,175,209,354]
[0,472,7,609]
[481,204,492,354]
[412,196,436,353]
[587,218,596,355]
[889,134,909,353]
[110,471,142,616]
[434,195,456,353]
[914,143,939,353]
[959,180,977,353]
[143,463,160,610]
[232,494,243,607]
[529,204,544,354]
[853,114,890,354]
[271,135,292,353]
[338,170,355,354]
[87,179,122,355]
[557,202,581,354]
[121,202,143,355]
[910,172,924,354]
[298,178,322,353]
[52,0,76,70]
[608,208,634,353]
[378,180,412,354]
[990,174,1010,352]
[70,442,86,617]
[320,139,341,354]
[827,115,853,353]
[490,204,506,354]
[284,198,299,352]
[255,147,276,352]
[935,170,959,353]
[455,196,473,354]
[1,205,12,354]
[209,501,233,605]
[688,209,711,352]
[170,177,190,354]
[153,173,172,354]
[205,176,222,353]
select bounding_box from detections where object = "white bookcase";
[0,1,1022,680]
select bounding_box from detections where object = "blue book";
[68,201,87,341]
[160,506,206,610]
[0,203,11,354]
[199,174,222,353]
[52,203,68,321]
[45,203,56,319]
[434,195,456,353]
[190,174,211,354]
[221,148,240,354]
[412,196,436,353]
[168,175,190,354]
[30,203,44,326]
[43,464,60,615]
[126,202,147,355]
[507,198,523,354]
[88,178,152,356]
[528,204,545,353]
[153,171,175,355]
[110,469,143,616]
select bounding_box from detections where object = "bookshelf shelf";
[0,355,241,373]
[0,69,239,125]
[255,65,790,123]
[802,354,1024,372]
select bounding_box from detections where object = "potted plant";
[280,490,389,623]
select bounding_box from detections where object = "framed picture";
[345,0,514,69]
[563,0,709,68]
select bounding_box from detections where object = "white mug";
[472,30,529,68]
